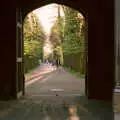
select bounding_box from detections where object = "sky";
[32,4,64,55]
[33,3,64,35]
[31,4,83,55]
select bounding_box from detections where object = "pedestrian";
[56,58,59,68]
[52,59,56,70]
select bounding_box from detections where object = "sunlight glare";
[33,4,64,35]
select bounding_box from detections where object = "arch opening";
[21,3,88,98]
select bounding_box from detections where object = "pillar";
[87,1,114,101]
[0,8,17,100]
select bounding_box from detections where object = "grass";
[64,66,85,79]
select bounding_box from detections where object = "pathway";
[0,64,116,120]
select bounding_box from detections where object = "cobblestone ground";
[0,64,114,120]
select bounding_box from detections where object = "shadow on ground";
[0,96,113,120]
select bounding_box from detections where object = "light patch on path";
[114,89,120,93]
[25,76,43,87]
[25,70,56,87]
[50,88,64,92]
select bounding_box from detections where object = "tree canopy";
[24,12,46,73]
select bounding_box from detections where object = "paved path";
[25,63,56,82]
[25,64,85,96]
[0,64,116,120]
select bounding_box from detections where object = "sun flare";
[33,4,64,35]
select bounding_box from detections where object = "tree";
[62,5,86,74]
[49,5,64,65]
[23,12,46,73]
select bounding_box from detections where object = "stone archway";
[20,0,114,101]
[0,0,114,101]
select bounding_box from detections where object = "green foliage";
[62,6,86,74]
[62,6,85,54]
[49,5,64,65]
[24,12,46,73]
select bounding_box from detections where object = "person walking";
[56,57,59,69]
